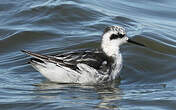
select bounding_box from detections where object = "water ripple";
[0,0,176,109]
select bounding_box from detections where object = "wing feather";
[22,49,109,72]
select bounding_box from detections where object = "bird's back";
[54,49,111,73]
[22,49,116,84]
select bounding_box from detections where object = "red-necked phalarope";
[22,26,145,85]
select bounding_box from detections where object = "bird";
[21,26,145,85]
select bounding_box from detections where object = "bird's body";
[22,26,145,85]
[22,48,122,84]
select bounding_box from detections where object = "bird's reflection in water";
[33,81,84,100]
[33,80,122,109]
[95,80,122,109]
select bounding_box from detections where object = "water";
[0,0,176,109]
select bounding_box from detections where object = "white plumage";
[22,26,145,85]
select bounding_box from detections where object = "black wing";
[54,49,110,71]
[22,49,111,72]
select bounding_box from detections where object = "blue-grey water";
[1,0,176,109]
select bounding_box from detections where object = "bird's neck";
[101,34,120,57]
[110,53,122,80]
[101,44,120,58]
[101,46,122,80]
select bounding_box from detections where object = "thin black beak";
[128,39,145,47]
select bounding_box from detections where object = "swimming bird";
[22,26,145,85]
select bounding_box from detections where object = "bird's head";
[101,26,145,57]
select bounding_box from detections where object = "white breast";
[110,53,123,80]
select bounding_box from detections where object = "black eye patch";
[110,34,125,40]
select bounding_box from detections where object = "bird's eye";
[110,34,118,40]
[110,34,125,40]
[118,33,125,38]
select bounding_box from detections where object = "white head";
[101,26,145,57]
[101,26,128,57]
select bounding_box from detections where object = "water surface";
[0,0,176,109]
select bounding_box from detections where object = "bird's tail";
[21,49,48,60]
[21,49,63,64]
[21,50,51,65]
